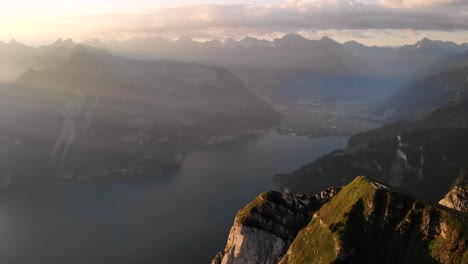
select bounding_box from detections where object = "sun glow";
[0,0,466,45]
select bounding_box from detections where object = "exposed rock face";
[217,177,468,264]
[49,91,98,168]
[212,188,340,264]
[213,225,287,264]
[440,166,468,213]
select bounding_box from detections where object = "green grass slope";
[280,176,467,264]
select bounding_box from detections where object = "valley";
[0,31,468,264]
[274,100,382,136]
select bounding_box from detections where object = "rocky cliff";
[216,177,468,264]
[212,188,340,264]
[440,166,468,213]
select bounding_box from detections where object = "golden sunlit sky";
[1,0,467,46]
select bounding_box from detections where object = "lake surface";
[0,132,347,264]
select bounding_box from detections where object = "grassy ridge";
[279,176,467,264]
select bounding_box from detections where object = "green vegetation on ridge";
[279,176,467,264]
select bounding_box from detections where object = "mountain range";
[99,34,468,136]
[1,33,468,263]
[1,34,468,190]
[2,35,468,137]
[4,35,468,102]
[101,34,468,102]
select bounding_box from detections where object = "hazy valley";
[1,7,468,263]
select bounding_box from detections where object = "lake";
[0,132,347,264]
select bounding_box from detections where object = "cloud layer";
[379,0,467,8]
[81,1,468,35]
[1,0,467,44]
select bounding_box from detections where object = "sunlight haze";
[0,1,467,264]
[1,0,466,45]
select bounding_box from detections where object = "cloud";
[379,0,467,8]
[85,2,468,34]
[282,0,365,10]
[3,0,468,42]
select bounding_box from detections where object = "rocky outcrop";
[212,188,340,264]
[440,166,468,213]
[217,177,468,264]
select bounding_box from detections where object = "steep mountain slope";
[344,38,468,80]
[276,77,468,204]
[100,34,379,103]
[383,38,468,78]
[422,50,468,76]
[349,79,468,147]
[212,188,340,264]
[0,40,37,81]
[199,35,383,137]
[375,65,468,121]
[342,41,394,68]
[103,36,467,80]
[0,38,78,82]
[276,128,468,203]
[440,166,468,213]
[202,34,376,102]
[0,46,278,189]
[215,177,467,264]
[97,35,468,137]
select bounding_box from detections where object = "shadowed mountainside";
[0,46,278,188]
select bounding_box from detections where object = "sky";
[0,0,467,46]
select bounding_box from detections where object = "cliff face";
[440,166,468,213]
[216,177,468,264]
[212,189,340,264]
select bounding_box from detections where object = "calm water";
[0,132,347,264]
